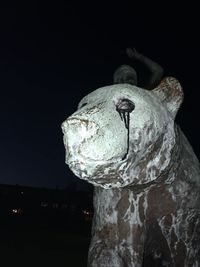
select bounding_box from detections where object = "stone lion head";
[62,77,183,189]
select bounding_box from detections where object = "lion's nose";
[62,117,99,140]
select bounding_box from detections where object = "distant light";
[41,201,48,208]
[12,209,18,214]
[12,208,23,214]
[82,209,93,221]
[82,209,92,215]
[21,191,24,194]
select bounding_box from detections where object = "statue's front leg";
[88,188,145,267]
[87,243,124,267]
[87,231,144,267]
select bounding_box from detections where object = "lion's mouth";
[63,132,127,164]
[66,152,123,167]
[67,155,127,187]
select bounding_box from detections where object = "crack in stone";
[118,110,130,160]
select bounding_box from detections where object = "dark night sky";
[0,2,199,189]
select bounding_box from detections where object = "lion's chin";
[65,149,135,188]
[67,157,132,189]
[66,153,125,170]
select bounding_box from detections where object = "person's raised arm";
[126,48,163,89]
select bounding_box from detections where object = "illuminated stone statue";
[61,49,200,266]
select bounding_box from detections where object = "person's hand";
[126,47,142,60]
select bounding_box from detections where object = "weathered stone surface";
[62,77,200,266]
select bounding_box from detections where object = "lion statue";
[61,49,200,266]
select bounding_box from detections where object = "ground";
[0,216,91,267]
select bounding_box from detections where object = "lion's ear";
[153,77,184,119]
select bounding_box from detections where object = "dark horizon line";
[0,182,82,191]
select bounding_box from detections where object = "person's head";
[113,64,137,86]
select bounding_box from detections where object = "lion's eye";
[116,99,135,113]
[116,98,135,129]
[116,99,135,160]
